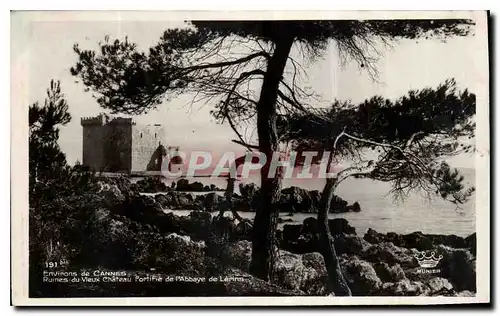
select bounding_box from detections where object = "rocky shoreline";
[83,176,477,297]
[132,177,362,214]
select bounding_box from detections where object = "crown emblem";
[414,251,443,268]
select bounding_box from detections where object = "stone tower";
[81,113,176,173]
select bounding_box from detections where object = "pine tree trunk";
[318,177,352,296]
[249,37,294,281]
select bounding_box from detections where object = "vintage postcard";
[11,10,490,306]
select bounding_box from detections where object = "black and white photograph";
[10,10,490,305]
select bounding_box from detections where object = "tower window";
[154,133,157,138]
[140,133,142,138]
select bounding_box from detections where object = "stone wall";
[131,125,167,172]
[103,123,132,172]
[82,114,173,173]
[82,124,105,172]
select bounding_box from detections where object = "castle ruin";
[81,113,180,174]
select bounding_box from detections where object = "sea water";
[137,168,476,237]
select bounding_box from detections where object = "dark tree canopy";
[29,80,71,187]
[279,79,476,205]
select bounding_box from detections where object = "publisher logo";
[414,250,443,274]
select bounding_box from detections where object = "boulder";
[340,256,382,295]
[329,195,349,213]
[334,235,367,256]
[239,183,259,199]
[126,195,163,216]
[401,231,434,250]
[275,250,329,295]
[429,234,467,249]
[203,192,220,211]
[135,177,168,193]
[221,242,329,295]
[155,194,172,209]
[183,211,213,239]
[175,179,206,192]
[465,233,476,256]
[364,228,384,244]
[363,228,472,252]
[435,245,476,292]
[282,224,303,243]
[347,201,361,212]
[302,217,319,234]
[279,186,313,213]
[373,262,406,282]
[360,242,419,268]
[380,279,429,296]
[426,277,454,295]
[328,218,356,235]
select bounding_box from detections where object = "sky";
[16,16,481,168]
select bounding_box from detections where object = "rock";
[126,195,163,216]
[275,250,329,295]
[190,181,205,191]
[334,235,367,256]
[380,279,429,296]
[347,201,361,212]
[426,277,454,295]
[364,228,384,244]
[435,245,476,292]
[401,231,434,250]
[283,224,303,242]
[455,290,475,297]
[328,218,356,235]
[135,177,168,193]
[364,228,471,252]
[300,252,330,296]
[175,179,190,191]
[465,233,476,256]
[203,192,220,211]
[177,193,193,208]
[430,234,467,249]
[279,186,312,213]
[340,257,382,295]
[155,194,171,209]
[360,242,419,268]
[176,179,206,192]
[373,262,406,282]
[239,183,259,199]
[183,211,213,239]
[302,217,319,234]
[329,195,349,213]
[222,242,329,295]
